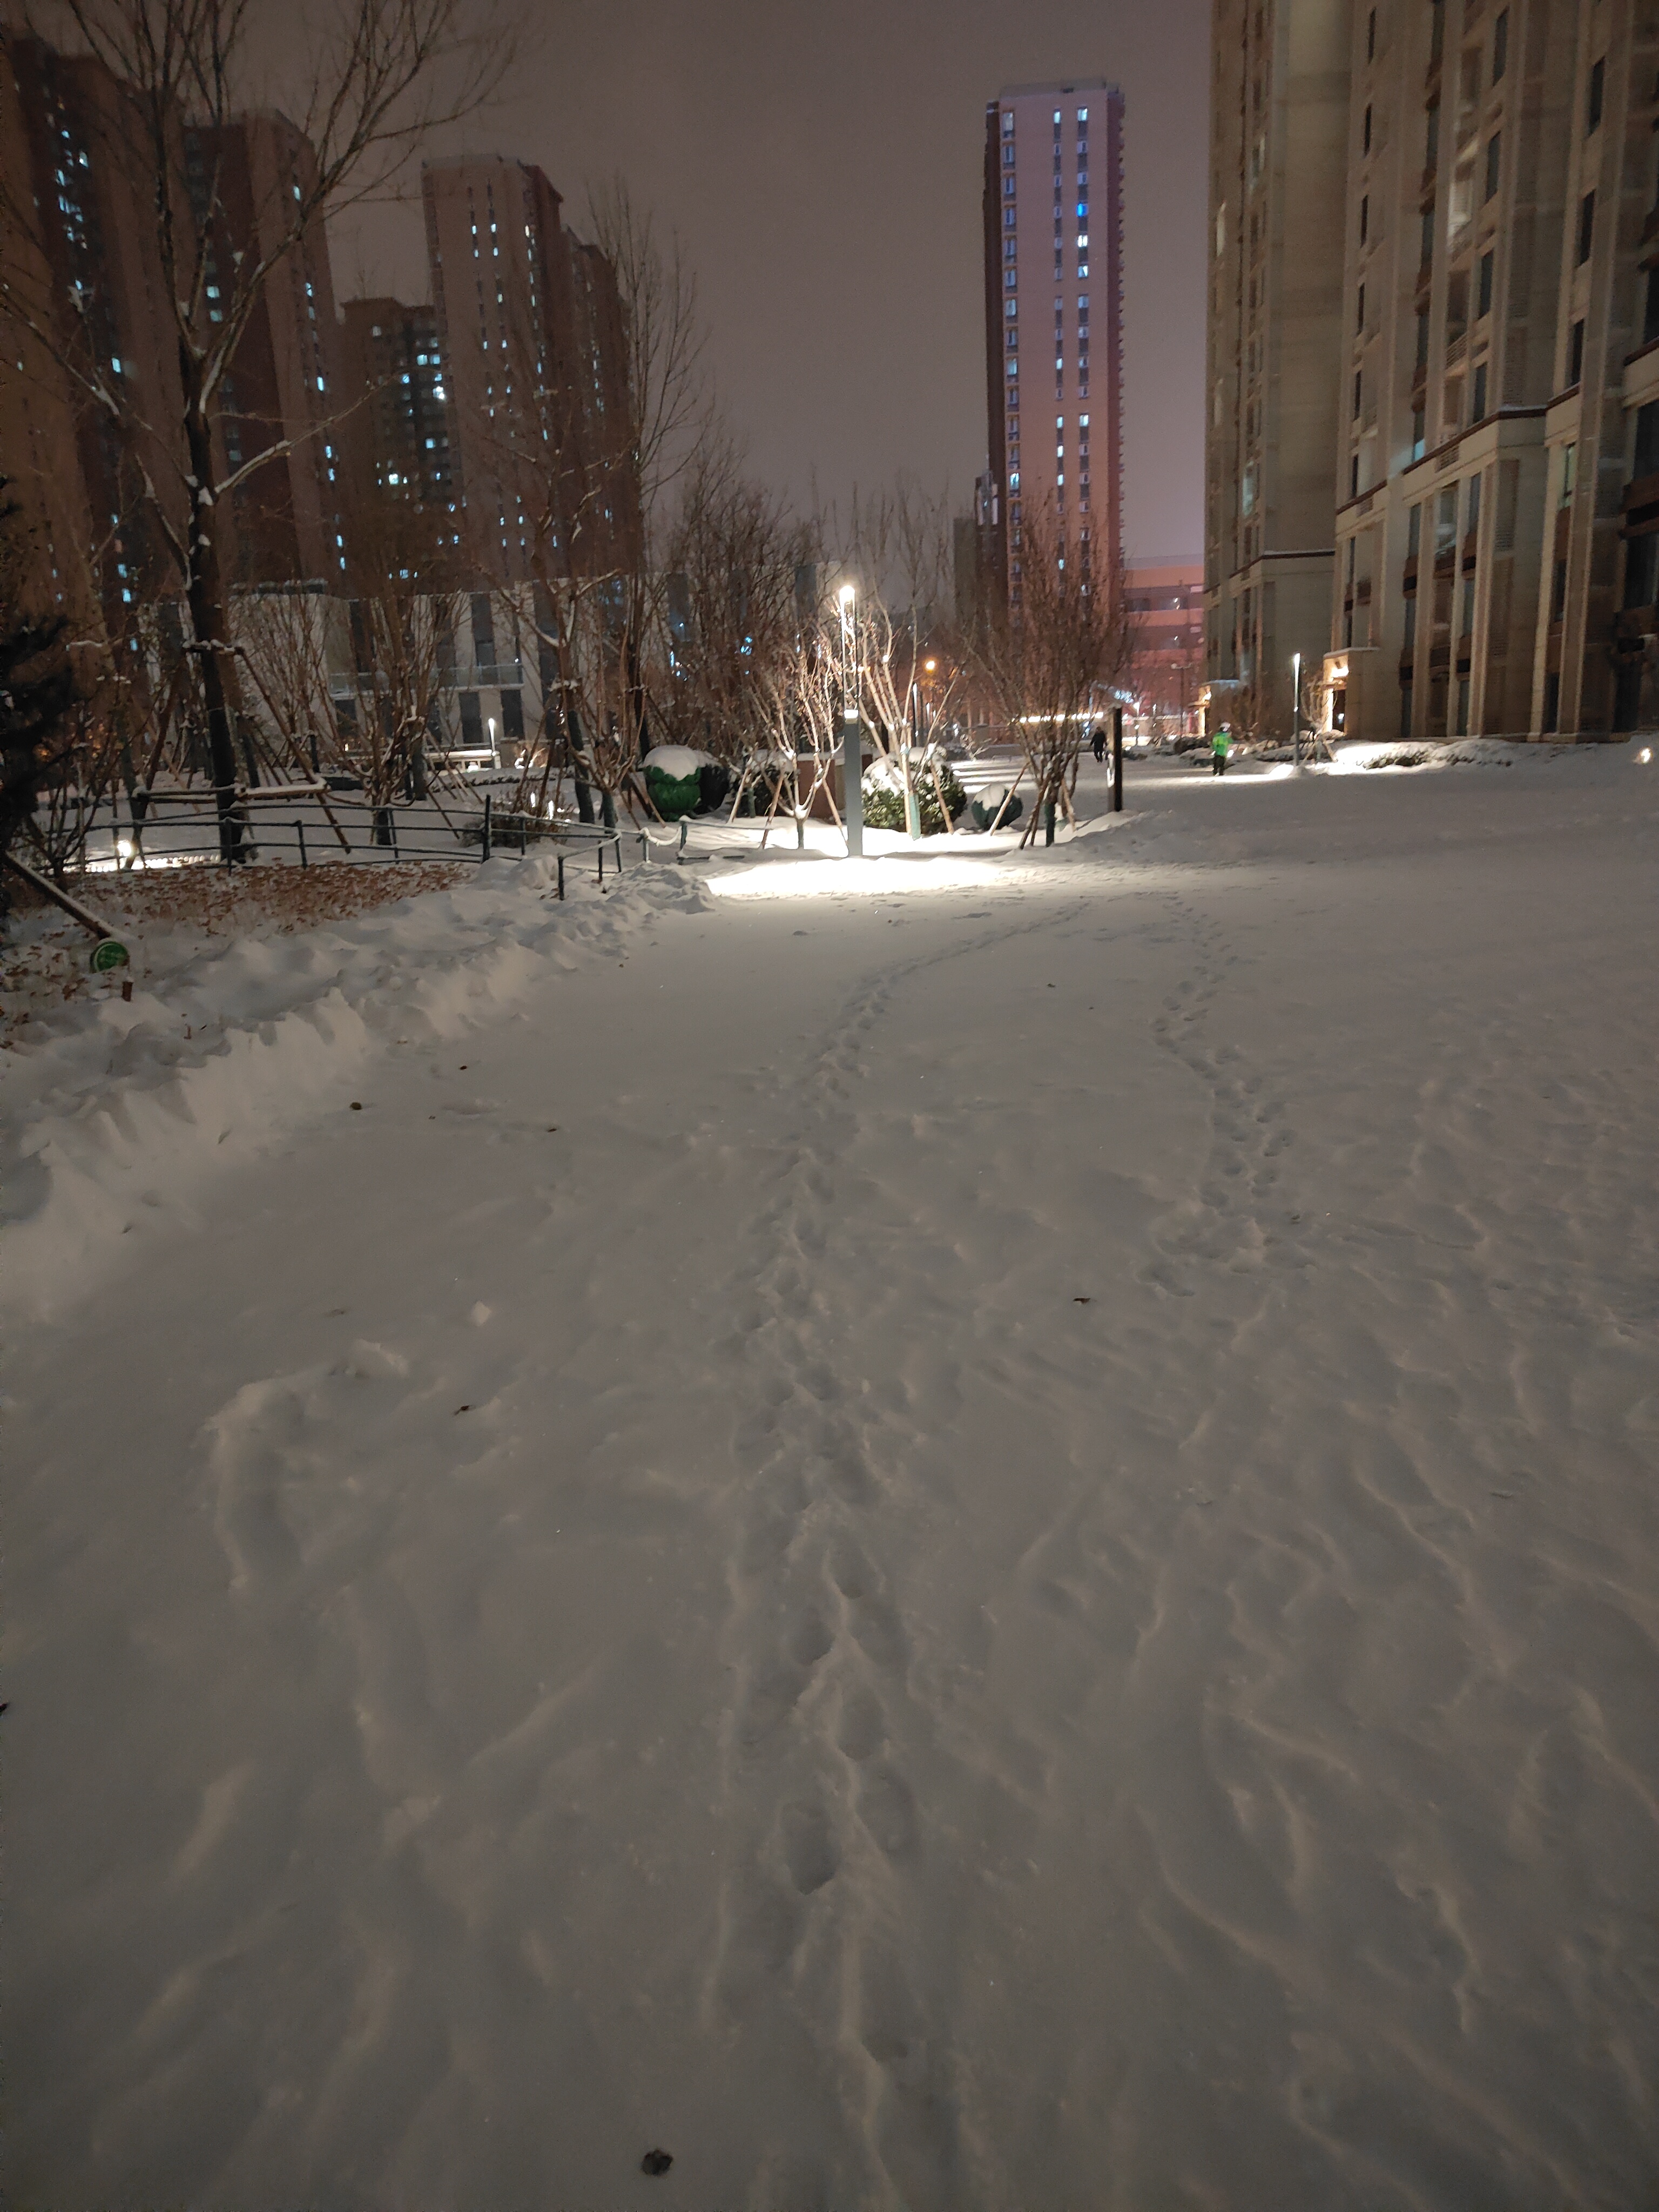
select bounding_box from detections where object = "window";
[1467,471,1482,549]
[1407,502,1422,559]
[1350,453,1360,497]
[1360,193,1369,245]
[1426,105,1440,173]
[1588,57,1604,134]
[1623,529,1659,609]
[1363,103,1372,153]
[1076,105,1088,121]
[1559,442,1577,508]
[1634,399,1659,478]
[1484,133,1501,202]
[1367,7,1376,61]
[1421,204,1435,267]
[1002,109,1014,135]
[1478,249,1494,319]
[1473,361,1487,420]
[1353,368,1363,418]
[1542,670,1561,731]
[1644,265,1659,346]
[1578,191,1595,264]
[1492,9,1508,82]
[1006,296,1019,317]
[1358,282,1366,331]
[1569,318,1585,386]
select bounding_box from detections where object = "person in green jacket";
[1211,723,1233,776]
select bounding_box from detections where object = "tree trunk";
[181,403,249,863]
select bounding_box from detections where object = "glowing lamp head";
[923,658,937,672]
[838,583,855,609]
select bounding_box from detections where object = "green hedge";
[862,760,967,835]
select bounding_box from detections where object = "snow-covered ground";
[6,745,1658,2208]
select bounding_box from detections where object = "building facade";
[981,78,1125,612]
[1210,0,1659,743]
[186,112,348,589]
[2,34,188,626]
[1126,557,1206,716]
[420,157,639,589]
[1205,0,1352,737]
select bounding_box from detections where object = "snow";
[644,743,716,777]
[6,743,1659,2207]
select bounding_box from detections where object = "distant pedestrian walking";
[1211,724,1233,777]
[1090,725,1107,762]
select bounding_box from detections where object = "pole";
[1111,705,1124,814]
[840,592,862,858]
[1292,651,1302,770]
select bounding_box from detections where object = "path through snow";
[6,749,1659,2208]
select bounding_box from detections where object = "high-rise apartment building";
[185,113,347,588]
[981,79,1125,611]
[337,296,452,565]
[1210,0,1659,743]
[420,157,639,587]
[2,33,188,624]
[1205,0,1351,733]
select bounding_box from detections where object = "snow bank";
[1,854,714,1321]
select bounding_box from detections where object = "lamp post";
[1291,650,1302,770]
[839,583,862,858]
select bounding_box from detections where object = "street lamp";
[839,583,862,857]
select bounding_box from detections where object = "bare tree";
[1,0,516,859]
[977,502,1137,845]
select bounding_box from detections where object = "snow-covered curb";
[1,856,713,1322]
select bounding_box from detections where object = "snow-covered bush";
[861,753,966,834]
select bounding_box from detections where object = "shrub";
[861,756,967,835]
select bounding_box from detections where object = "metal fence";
[48,785,699,902]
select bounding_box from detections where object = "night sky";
[336,0,1210,558]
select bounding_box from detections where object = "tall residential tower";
[981,79,1125,611]
[1208,0,1659,743]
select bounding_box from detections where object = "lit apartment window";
[1076,106,1088,120]
[1002,110,1014,134]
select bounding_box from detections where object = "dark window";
[1416,311,1431,367]
[1413,407,1427,458]
[1408,503,1422,557]
[1478,249,1494,319]
[1578,191,1596,264]
[1367,7,1377,61]
[1634,399,1659,478]
[1542,669,1561,732]
[1484,133,1502,201]
[1551,559,1568,621]
[1473,361,1488,420]
[457,690,483,746]
[1353,368,1363,417]
[1358,282,1366,331]
[1360,194,1370,245]
[1363,103,1373,153]
[1427,105,1441,172]
[1569,318,1585,386]
[1421,204,1436,266]
[499,688,524,741]
[1350,453,1360,497]
[1467,471,1482,545]
[1644,264,1659,345]
[1623,529,1659,610]
[1588,57,1604,133]
[1492,10,1508,82]
[1400,681,1414,738]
